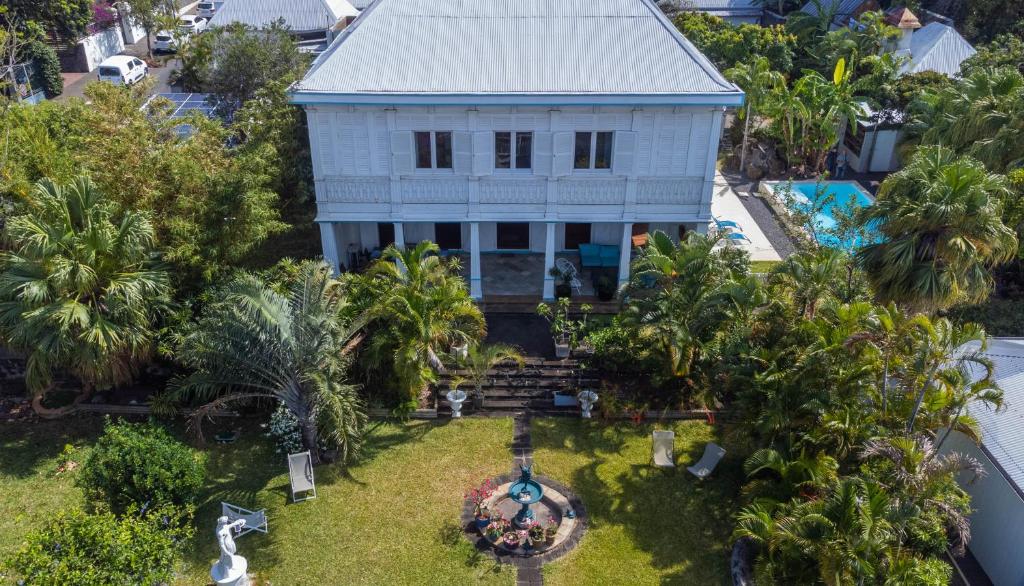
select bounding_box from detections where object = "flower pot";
[475,515,491,529]
[555,283,572,298]
[446,389,467,418]
[554,342,570,359]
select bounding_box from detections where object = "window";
[495,131,533,169]
[496,223,530,250]
[435,223,462,250]
[574,131,613,170]
[414,131,453,169]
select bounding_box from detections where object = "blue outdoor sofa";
[578,243,620,268]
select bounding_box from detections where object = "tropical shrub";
[673,12,796,73]
[167,260,367,465]
[266,403,303,455]
[21,40,62,97]
[0,177,171,414]
[6,508,191,586]
[78,420,205,515]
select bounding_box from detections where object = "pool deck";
[710,172,784,262]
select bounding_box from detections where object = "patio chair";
[712,216,743,232]
[287,451,317,503]
[652,430,675,468]
[555,257,578,278]
[221,502,268,537]
[723,232,752,244]
[687,443,726,479]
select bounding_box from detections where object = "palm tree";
[856,146,1018,313]
[165,260,366,465]
[725,56,785,173]
[622,231,741,388]
[363,241,486,406]
[0,177,170,417]
[902,67,1024,173]
[860,434,983,553]
[931,362,1003,451]
[901,317,992,434]
[845,302,924,417]
[770,249,848,319]
[461,342,524,408]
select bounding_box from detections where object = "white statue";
[211,516,249,586]
[577,390,598,419]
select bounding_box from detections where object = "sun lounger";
[713,217,743,231]
[288,451,317,502]
[653,430,675,468]
[687,442,726,479]
[221,502,268,537]
[723,232,752,244]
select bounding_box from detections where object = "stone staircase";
[436,357,597,417]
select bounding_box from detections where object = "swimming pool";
[762,180,876,249]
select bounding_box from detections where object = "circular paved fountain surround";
[461,473,586,562]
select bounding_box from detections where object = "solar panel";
[148,93,218,119]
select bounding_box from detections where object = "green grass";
[749,260,781,274]
[0,417,104,560]
[532,419,747,585]
[0,417,515,585]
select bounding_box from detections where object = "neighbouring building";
[676,0,764,25]
[840,6,976,174]
[209,0,360,53]
[288,0,743,300]
[943,338,1024,586]
[799,0,880,29]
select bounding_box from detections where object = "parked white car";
[196,1,218,18]
[178,15,208,35]
[153,30,186,53]
[96,55,148,86]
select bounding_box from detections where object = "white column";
[319,223,341,275]
[393,222,405,250]
[470,222,482,300]
[542,222,556,301]
[618,222,633,288]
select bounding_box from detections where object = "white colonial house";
[289,0,743,300]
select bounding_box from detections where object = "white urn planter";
[446,389,468,418]
[577,390,598,418]
[452,342,469,361]
[554,341,571,359]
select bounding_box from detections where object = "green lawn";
[1,416,746,585]
[749,260,781,273]
[532,419,747,585]
[1,416,515,585]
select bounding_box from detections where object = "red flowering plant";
[465,478,496,519]
[484,513,510,541]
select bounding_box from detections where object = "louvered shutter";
[532,132,553,176]
[453,131,473,175]
[612,131,638,176]
[471,131,494,176]
[551,132,574,177]
[390,131,414,176]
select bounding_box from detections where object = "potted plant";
[485,514,508,542]
[593,271,617,301]
[465,478,496,528]
[461,343,525,410]
[549,266,573,298]
[537,298,592,359]
[527,522,546,548]
[446,376,468,418]
[502,530,523,549]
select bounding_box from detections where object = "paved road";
[58,34,183,102]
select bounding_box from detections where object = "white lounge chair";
[652,430,675,468]
[288,451,317,502]
[221,502,268,537]
[687,442,726,479]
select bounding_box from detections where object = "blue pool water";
[772,181,876,249]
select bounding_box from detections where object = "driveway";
[58,34,182,102]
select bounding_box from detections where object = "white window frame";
[494,131,534,172]
[573,131,614,172]
[414,131,454,172]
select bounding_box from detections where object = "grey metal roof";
[209,0,358,32]
[800,0,869,23]
[685,0,762,13]
[963,338,1024,495]
[292,0,741,99]
[898,22,976,77]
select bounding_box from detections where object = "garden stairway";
[436,357,597,417]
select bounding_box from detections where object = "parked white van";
[97,55,148,86]
[196,1,218,17]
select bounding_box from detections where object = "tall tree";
[856,145,1017,312]
[166,260,366,464]
[0,177,170,416]
[725,56,786,173]
[120,0,177,59]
